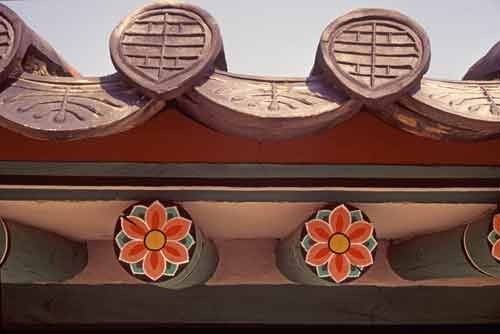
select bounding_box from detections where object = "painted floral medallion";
[301,204,378,283]
[487,213,500,262]
[113,200,196,282]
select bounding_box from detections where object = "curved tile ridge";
[464,41,500,81]
[2,1,500,144]
[0,4,77,81]
[0,73,164,140]
[176,70,362,141]
[374,78,500,141]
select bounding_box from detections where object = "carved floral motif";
[115,201,195,282]
[487,214,500,262]
[301,204,377,283]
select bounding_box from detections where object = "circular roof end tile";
[317,8,431,105]
[110,1,223,99]
[0,4,24,83]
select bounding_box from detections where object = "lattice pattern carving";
[110,3,222,99]
[317,9,430,104]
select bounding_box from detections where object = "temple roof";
[0,1,499,144]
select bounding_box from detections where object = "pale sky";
[2,0,500,79]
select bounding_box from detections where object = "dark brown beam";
[2,284,500,326]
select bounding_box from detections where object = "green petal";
[364,236,378,252]
[349,266,362,278]
[316,263,330,278]
[301,234,315,251]
[350,210,363,223]
[130,205,147,220]
[488,230,499,245]
[166,206,180,220]
[115,230,131,249]
[165,262,179,276]
[315,210,331,222]
[180,233,195,250]
[130,261,144,275]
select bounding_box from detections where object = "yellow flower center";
[144,230,166,251]
[328,233,350,254]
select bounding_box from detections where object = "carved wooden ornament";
[110,2,223,99]
[317,8,431,104]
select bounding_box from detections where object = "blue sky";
[3,0,500,79]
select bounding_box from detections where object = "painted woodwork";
[464,212,500,277]
[4,112,500,164]
[388,209,500,280]
[3,284,500,326]
[0,217,87,283]
[488,214,500,262]
[110,1,223,99]
[0,0,500,327]
[4,284,500,326]
[315,8,430,105]
[276,204,377,285]
[177,71,362,140]
[0,73,165,140]
[0,202,494,244]
[113,200,218,289]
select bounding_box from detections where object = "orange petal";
[119,240,147,264]
[346,244,374,268]
[305,243,332,266]
[162,241,190,264]
[328,254,350,283]
[329,205,351,233]
[305,219,332,243]
[162,217,191,241]
[143,251,166,281]
[121,216,148,240]
[346,221,373,244]
[146,201,166,230]
[494,214,500,235]
[492,241,500,261]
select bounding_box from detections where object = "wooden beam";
[0,161,499,202]
[3,284,500,325]
[1,162,500,181]
[0,219,87,283]
[0,187,497,203]
[388,210,499,280]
